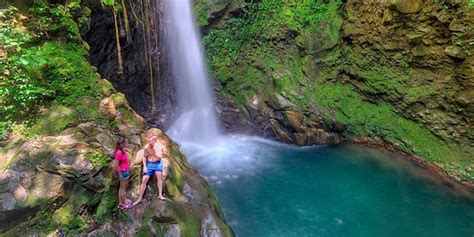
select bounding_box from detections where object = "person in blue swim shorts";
[133,134,167,206]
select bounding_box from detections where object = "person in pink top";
[113,137,131,210]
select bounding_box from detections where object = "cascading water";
[160,1,474,236]
[164,0,220,145]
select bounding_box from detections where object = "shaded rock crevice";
[83,0,176,129]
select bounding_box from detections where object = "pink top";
[114,149,129,172]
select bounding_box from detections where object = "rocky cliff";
[0,92,232,236]
[0,1,232,236]
[195,0,474,183]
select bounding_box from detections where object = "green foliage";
[101,0,116,6]
[203,0,342,104]
[0,8,33,50]
[30,0,83,40]
[0,4,102,138]
[86,149,111,167]
[193,0,211,26]
[0,41,102,134]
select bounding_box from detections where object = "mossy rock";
[110,93,128,108]
[193,0,233,26]
[390,0,423,14]
[30,105,79,136]
[110,93,146,129]
[72,96,107,123]
[51,187,91,233]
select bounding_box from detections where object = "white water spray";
[165,0,220,145]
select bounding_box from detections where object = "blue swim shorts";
[144,161,163,176]
[119,170,130,180]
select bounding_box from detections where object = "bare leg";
[162,175,167,197]
[119,179,128,205]
[133,175,150,206]
[162,160,168,198]
[155,172,165,200]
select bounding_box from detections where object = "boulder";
[99,97,117,120]
[449,20,465,32]
[406,32,424,44]
[0,171,70,232]
[284,111,305,132]
[0,193,16,211]
[97,79,116,96]
[270,119,293,143]
[294,132,308,145]
[444,46,466,60]
[314,129,342,145]
[390,0,423,14]
[268,93,296,110]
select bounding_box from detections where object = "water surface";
[180,136,474,237]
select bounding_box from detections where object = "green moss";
[312,82,474,181]
[72,96,107,124]
[98,79,115,96]
[94,191,118,224]
[22,194,43,208]
[167,145,188,196]
[110,93,127,107]
[52,204,87,232]
[136,226,159,237]
[172,203,201,236]
[193,0,211,26]
[109,92,143,128]
[117,108,142,128]
[343,47,438,103]
[203,0,343,105]
[29,105,78,136]
[202,0,473,182]
[22,187,95,235]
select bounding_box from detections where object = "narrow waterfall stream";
[162,1,474,236]
[165,0,220,145]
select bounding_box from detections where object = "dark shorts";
[144,161,163,176]
[119,170,130,180]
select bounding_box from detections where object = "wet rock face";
[342,0,473,145]
[230,93,344,146]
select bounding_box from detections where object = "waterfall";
[164,0,220,145]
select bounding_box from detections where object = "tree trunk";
[121,0,132,43]
[113,7,124,74]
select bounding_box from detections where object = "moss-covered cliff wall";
[196,0,474,182]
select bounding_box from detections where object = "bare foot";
[132,198,142,206]
[158,196,167,201]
